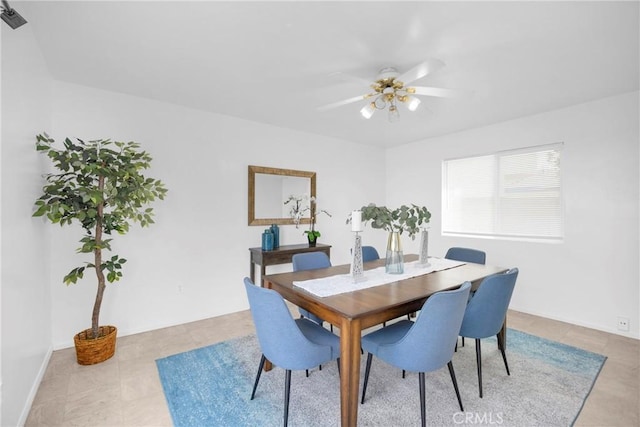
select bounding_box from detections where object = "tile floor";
[26,309,639,426]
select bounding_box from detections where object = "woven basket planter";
[74,325,117,365]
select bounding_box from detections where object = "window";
[442,143,563,242]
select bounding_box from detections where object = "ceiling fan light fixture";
[388,104,400,122]
[319,58,459,123]
[373,96,387,110]
[407,96,421,111]
[360,103,375,119]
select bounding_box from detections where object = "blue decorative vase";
[262,229,274,251]
[270,224,280,249]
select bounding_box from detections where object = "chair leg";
[306,366,323,377]
[251,354,266,400]
[361,353,373,404]
[447,361,464,411]
[419,372,426,427]
[284,370,292,427]
[475,339,483,398]
[496,333,511,376]
[402,370,406,379]
[336,357,341,376]
[462,337,465,347]
[306,366,323,376]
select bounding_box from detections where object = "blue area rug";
[156,329,605,426]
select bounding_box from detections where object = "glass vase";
[385,231,404,274]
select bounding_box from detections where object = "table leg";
[340,317,362,427]
[260,265,266,286]
[250,260,255,284]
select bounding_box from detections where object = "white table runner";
[292,257,465,297]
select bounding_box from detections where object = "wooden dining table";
[262,254,508,427]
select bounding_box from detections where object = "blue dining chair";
[244,277,340,427]
[458,268,519,398]
[361,246,380,262]
[360,282,471,427]
[446,247,486,347]
[292,252,331,326]
[445,247,486,265]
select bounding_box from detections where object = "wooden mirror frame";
[248,165,316,226]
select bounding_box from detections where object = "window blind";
[442,143,563,241]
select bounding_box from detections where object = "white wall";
[48,81,387,348]
[387,91,640,338]
[1,23,53,426]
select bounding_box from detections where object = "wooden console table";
[249,243,331,285]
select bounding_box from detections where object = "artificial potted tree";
[33,133,167,365]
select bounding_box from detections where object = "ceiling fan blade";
[396,59,445,85]
[409,86,464,98]
[317,94,374,112]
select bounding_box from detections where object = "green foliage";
[33,133,167,336]
[355,203,431,239]
[34,134,166,236]
[304,230,321,241]
[103,255,128,283]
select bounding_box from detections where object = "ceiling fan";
[318,58,461,122]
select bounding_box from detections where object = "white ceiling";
[18,1,640,148]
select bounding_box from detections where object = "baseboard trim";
[18,345,53,427]
[509,306,639,340]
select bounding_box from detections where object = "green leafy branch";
[352,203,431,239]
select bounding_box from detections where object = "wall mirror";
[248,165,316,226]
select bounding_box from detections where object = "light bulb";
[360,103,375,119]
[388,104,400,122]
[407,97,421,111]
